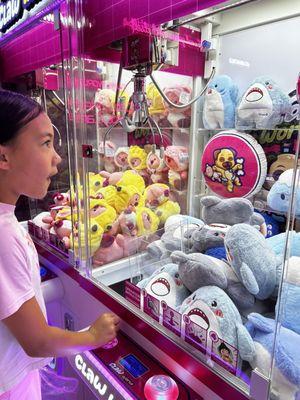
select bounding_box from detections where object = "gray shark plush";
[225,224,280,300]
[200,196,266,235]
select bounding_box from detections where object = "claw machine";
[1,0,300,399]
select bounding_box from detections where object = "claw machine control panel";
[68,332,202,400]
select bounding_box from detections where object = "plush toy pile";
[137,194,300,396]
[31,143,189,266]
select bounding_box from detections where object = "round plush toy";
[201,130,267,198]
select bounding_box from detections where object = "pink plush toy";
[92,234,124,266]
[146,151,169,184]
[164,146,189,190]
[163,86,192,128]
[115,233,141,257]
[95,89,117,127]
[49,219,72,249]
[112,209,137,237]
[144,183,171,208]
[114,147,129,170]
[98,140,117,173]
[52,192,70,207]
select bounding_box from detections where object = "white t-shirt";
[0,203,51,394]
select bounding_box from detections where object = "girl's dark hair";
[218,342,231,354]
[0,90,43,145]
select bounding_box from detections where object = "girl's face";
[1,112,61,201]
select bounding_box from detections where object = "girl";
[0,90,120,399]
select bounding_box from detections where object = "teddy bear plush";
[203,75,238,129]
[236,76,291,129]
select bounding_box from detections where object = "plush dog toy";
[246,313,300,400]
[137,263,190,309]
[179,286,255,362]
[236,77,291,129]
[225,224,279,300]
[200,196,267,236]
[203,75,238,129]
[267,168,300,217]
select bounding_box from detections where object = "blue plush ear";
[240,262,259,295]
[247,313,275,333]
[236,323,255,362]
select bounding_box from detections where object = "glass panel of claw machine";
[17,10,78,262]
[184,0,299,399]
[77,41,194,284]
[70,0,300,399]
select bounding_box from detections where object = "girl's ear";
[0,146,10,170]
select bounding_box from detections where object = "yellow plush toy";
[146,82,166,117]
[155,200,180,226]
[114,185,144,214]
[88,172,106,196]
[116,170,146,194]
[136,206,159,236]
[89,199,117,232]
[128,146,147,171]
[92,185,117,207]
[70,221,104,258]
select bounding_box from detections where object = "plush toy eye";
[95,181,100,187]
[192,294,197,300]
[214,232,219,236]
[91,224,98,232]
[211,300,217,307]
[106,225,112,231]
[280,194,286,200]
[175,273,179,278]
[265,81,270,85]
[214,84,218,88]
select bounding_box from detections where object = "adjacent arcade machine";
[1,0,300,399]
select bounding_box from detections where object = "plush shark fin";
[236,323,255,362]
[240,262,259,295]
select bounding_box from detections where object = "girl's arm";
[3,297,120,357]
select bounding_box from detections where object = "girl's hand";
[88,313,120,348]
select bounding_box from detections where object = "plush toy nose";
[103,179,109,187]
[127,222,134,231]
[101,234,114,248]
[54,220,63,228]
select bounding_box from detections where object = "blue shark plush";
[225,224,279,300]
[246,313,300,399]
[267,231,300,258]
[179,286,255,362]
[203,75,238,129]
[276,257,300,336]
[137,263,190,309]
[267,169,300,217]
[236,76,291,129]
